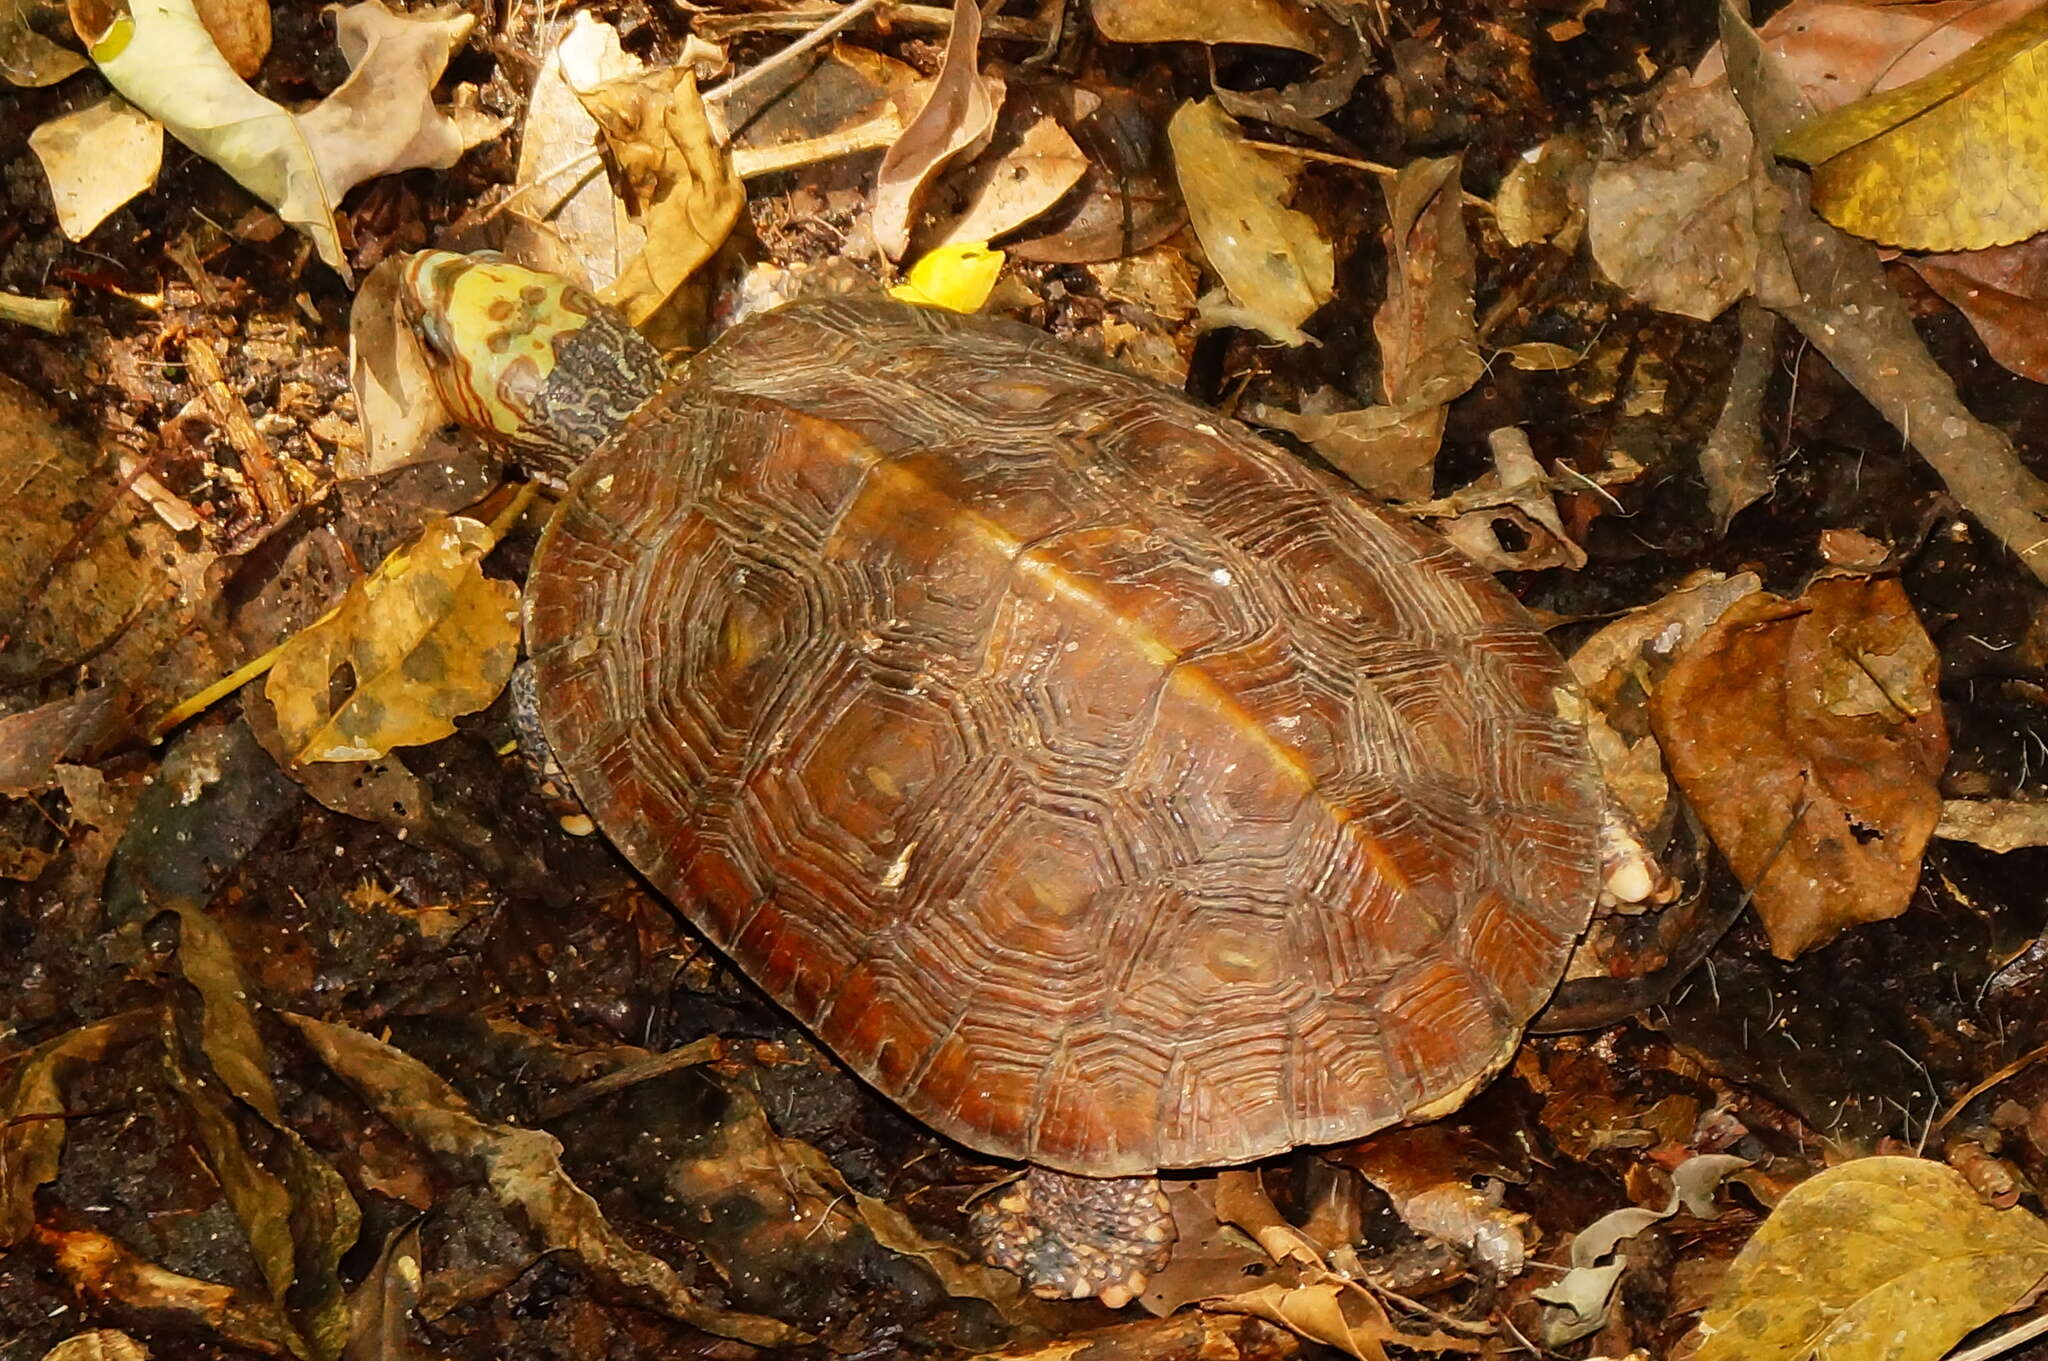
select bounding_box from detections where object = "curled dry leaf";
[345,254,451,478]
[1739,0,2047,114]
[30,1223,302,1358]
[1408,428,1586,573]
[580,65,745,339]
[1695,1157,2048,1361]
[1778,3,2048,250]
[1588,74,1759,321]
[1090,0,1320,51]
[28,94,163,241]
[1650,575,1947,959]
[504,11,646,292]
[85,0,504,279]
[265,514,521,764]
[871,0,1002,260]
[1168,97,1333,343]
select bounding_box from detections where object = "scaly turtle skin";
[401,251,1608,1305]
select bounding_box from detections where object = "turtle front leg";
[973,1168,1177,1307]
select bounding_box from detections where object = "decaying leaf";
[1421,428,1588,572]
[2,0,84,84]
[1695,1157,2048,1361]
[871,0,1002,260]
[1566,570,1764,836]
[724,42,925,181]
[1358,153,1482,497]
[1588,74,1759,321]
[41,1331,151,1361]
[85,0,504,278]
[1936,797,2048,851]
[1650,575,1947,959]
[1089,0,1321,52]
[264,514,521,764]
[1906,234,2048,386]
[163,903,358,1361]
[1008,84,1187,265]
[1495,133,1591,247]
[1777,3,2048,250]
[31,1222,302,1358]
[1699,297,1778,530]
[1536,1154,1749,1345]
[28,94,163,241]
[928,114,1088,247]
[580,64,744,339]
[278,1011,806,1346]
[0,1011,153,1245]
[1168,98,1333,344]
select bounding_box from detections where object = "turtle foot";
[974,1168,1177,1307]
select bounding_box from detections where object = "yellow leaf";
[887,242,1005,312]
[1775,3,2048,250]
[265,515,521,763]
[1167,98,1334,343]
[1695,1156,2048,1361]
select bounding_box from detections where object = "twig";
[1244,140,1494,213]
[703,0,889,109]
[1951,1307,2048,1361]
[0,291,70,334]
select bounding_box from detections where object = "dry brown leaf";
[28,94,163,240]
[0,1012,153,1246]
[1494,133,1591,246]
[1566,570,1764,836]
[1168,97,1333,343]
[280,1012,807,1346]
[725,43,925,182]
[264,515,521,764]
[503,12,647,292]
[1650,575,1947,959]
[31,1223,301,1357]
[930,112,1088,247]
[1905,234,2048,385]
[581,64,745,339]
[1936,797,2048,851]
[2,0,83,84]
[871,0,1002,260]
[1089,0,1320,51]
[1740,0,2048,113]
[1777,3,2048,249]
[1418,428,1587,572]
[1695,1157,2048,1361]
[190,0,266,76]
[1588,75,1759,321]
[41,1331,151,1361]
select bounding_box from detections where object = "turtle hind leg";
[973,1167,1176,1307]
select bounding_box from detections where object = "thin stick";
[1244,140,1495,213]
[703,0,889,109]
[1951,1307,2048,1361]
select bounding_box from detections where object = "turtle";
[398,249,1648,1307]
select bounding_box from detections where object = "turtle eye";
[411,306,455,362]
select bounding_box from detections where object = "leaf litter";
[14,0,2048,1355]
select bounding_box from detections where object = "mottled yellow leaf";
[1168,97,1333,343]
[888,242,1004,312]
[1776,3,2048,249]
[1695,1156,2048,1361]
[266,515,520,763]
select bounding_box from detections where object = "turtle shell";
[525,299,1602,1177]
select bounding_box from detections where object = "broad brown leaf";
[1650,575,1946,958]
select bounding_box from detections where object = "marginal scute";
[528,297,1604,1178]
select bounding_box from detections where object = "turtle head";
[400,251,666,473]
